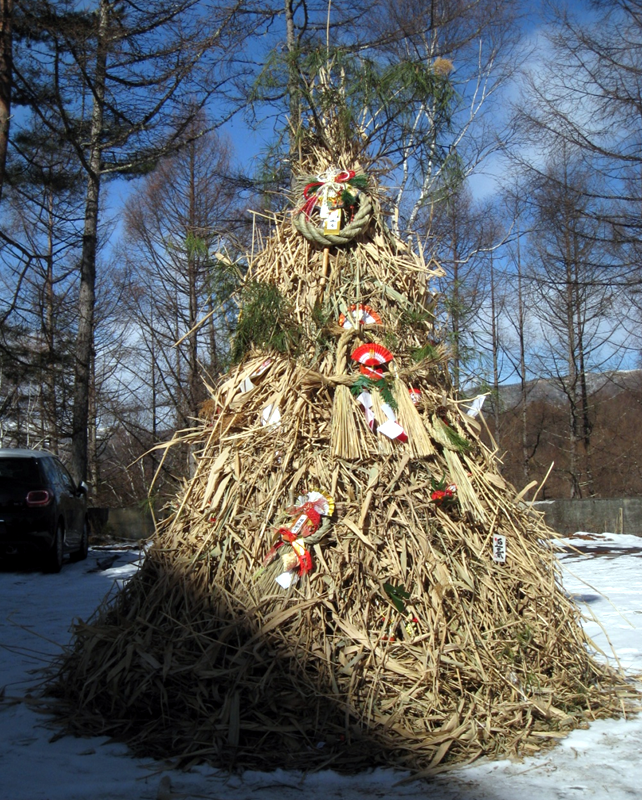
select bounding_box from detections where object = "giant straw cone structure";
[49,137,631,774]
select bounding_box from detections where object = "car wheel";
[44,522,64,573]
[70,519,89,562]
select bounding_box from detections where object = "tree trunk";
[284,0,300,167]
[187,139,199,422]
[516,233,529,482]
[45,188,59,453]
[208,293,219,376]
[71,0,108,484]
[489,253,501,451]
[564,226,579,499]
[88,350,98,492]
[450,236,461,394]
[574,258,595,496]
[0,0,12,205]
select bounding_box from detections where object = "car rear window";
[0,458,41,482]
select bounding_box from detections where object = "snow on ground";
[1,532,642,800]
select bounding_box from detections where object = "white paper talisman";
[492,534,507,564]
[318,198,330,219]
[466,395,486,418]
[377,419,405,440]
[323,209,342,233]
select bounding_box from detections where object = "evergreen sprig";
[231,282,302,363]
[434,417,471,453]
[350,374,397,410]
[383,582,411,614]
[411,342,439,363]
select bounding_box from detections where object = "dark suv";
[0,448,89,572]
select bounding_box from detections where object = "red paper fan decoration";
[360,365,384,380]
[351,342,394,367]
[338,304,383,329]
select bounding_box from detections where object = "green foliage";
[383,331,399,352]
[351,374,397,411]
[424,151,466,206]
[231,282,302,364]
[185,232,209,260]
[517,625,533,647]
[383,582,411,614]
[311,299,331,329]
[377,379,397,410]
[411,342,439,363]
[250,44,457,161]
[430,475,448,493]
[310,300,333,355]
[401,307,435,328]
[435,417,471,453]
[340,175,369,207]
[252,139,292,211]
[347,174,368,190]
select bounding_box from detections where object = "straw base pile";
[46,350,634,773]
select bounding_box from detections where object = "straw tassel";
[444,449,487,522]
[430,414,471,453]
[331,384,363,460]
[394,379,436,458]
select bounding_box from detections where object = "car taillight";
[26,490,53,507]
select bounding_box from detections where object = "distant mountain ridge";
[491,369,642,411]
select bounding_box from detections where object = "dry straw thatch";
[48,146,634,776]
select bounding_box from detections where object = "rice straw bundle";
[429,414,470,453]
[45,133,635,779]
[331,383,363,460]
[394,378,435,457]
[443,448,487,522]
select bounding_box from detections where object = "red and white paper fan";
[351,342,394,367]
[296,490,335,517]
[338,304,383,329]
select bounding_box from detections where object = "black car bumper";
[0,513,55,554]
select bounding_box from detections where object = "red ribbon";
[299,170,357,219]
[281,530,313,574]
[430,486,456,505]
[264,499,324,571]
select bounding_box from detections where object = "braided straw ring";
[293,193,373,247]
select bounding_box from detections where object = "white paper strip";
[251,358,273,378]
[275,571,296,589]
[261,404,282,427]
[466,395,486,418]
[377,420,405,440]
[357,391,376,429]
[381,402,396,421]
[238,377,255,394]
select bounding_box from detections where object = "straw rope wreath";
[292,168,373,247]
